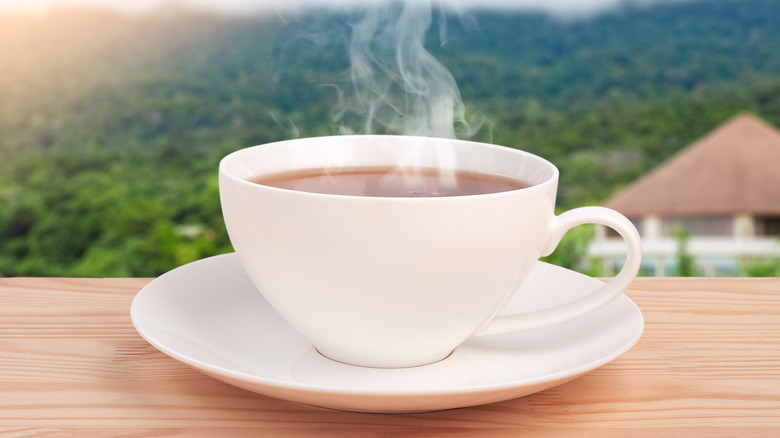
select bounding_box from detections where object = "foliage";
[670,225,698,277]
[2,0,780,276]
[739,258,780,277]
[540,223,597,274]
[739,238,780,276]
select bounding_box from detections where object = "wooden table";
[1,276,779,437]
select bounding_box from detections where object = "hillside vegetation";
[2,0,780,276]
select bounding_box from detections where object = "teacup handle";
[476,206,641,336]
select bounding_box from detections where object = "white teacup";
[219,135,641,368]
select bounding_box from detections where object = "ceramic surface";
[131,253,644,413]
[219,135,642,367]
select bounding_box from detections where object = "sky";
[0,0,681,17]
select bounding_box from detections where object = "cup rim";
[219,135,559,201]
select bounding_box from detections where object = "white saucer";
[130,253,643,413]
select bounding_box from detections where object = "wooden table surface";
[1,276,779,437]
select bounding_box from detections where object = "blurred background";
[1,0,779,277]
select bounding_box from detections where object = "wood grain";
[1,276,779,437]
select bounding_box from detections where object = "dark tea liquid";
[249,166,530,197]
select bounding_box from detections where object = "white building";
[590,113,780,276]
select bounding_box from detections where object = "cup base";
[314,347,455,369]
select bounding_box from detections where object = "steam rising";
[332,0,481,139]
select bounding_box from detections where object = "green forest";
[2,0,780,277]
